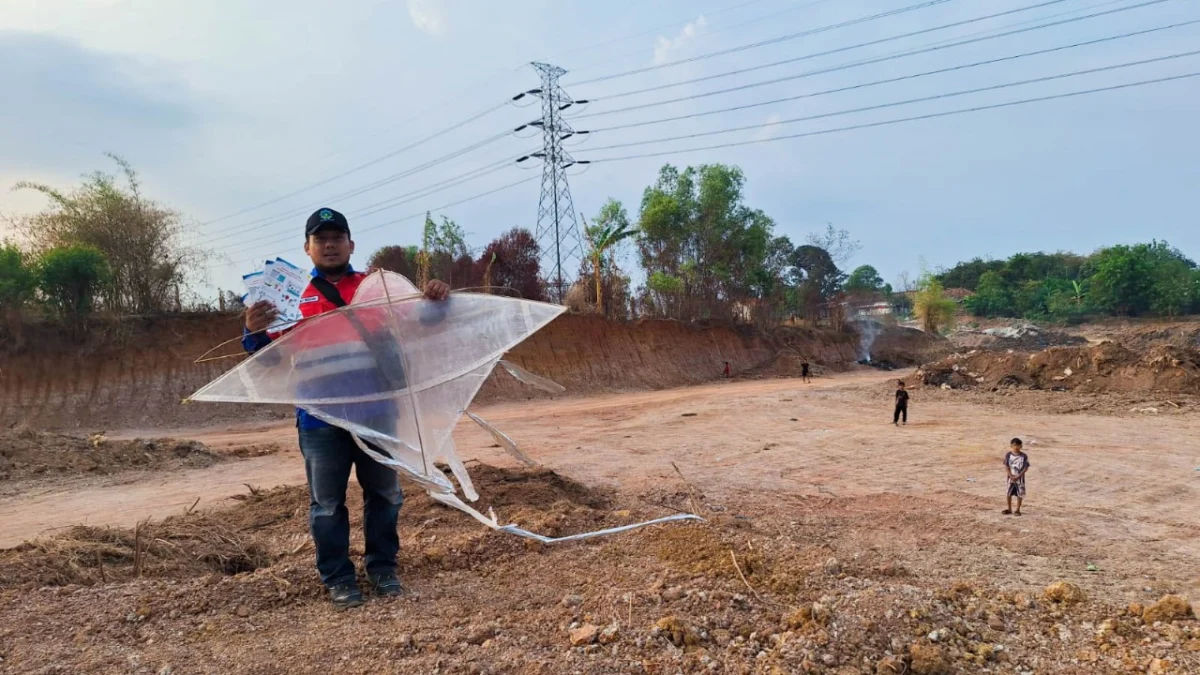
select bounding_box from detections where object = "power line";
[199,100,511,227]
[548,0,775,60]
[567,0,966,86]
[574,0,1165,112]
[582,49,1200,153]
[196,1,831,233]
[216,159,525,251]
[200,132,521,243]
[227,175,538,268]
[586,71,1200,163]
[561,0,839,70]
[586,19,1200,134]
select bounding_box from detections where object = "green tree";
[963,270,1013,317]
[787,245,844,319]
[0,244,37,314]
[583,198,638,316]
[914,272,956,333]
[845,265,886,295]
[1084,242,1193,316]
[37,245,110,332]
[637,163,780,321]
[0,243,38,344]
[16,154,202,314]
[938,257,1004,291]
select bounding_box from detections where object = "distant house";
[851,300,893,317]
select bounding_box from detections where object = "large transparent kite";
[190,271,698,542]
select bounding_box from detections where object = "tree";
[937,257,1004,291]
[913,272,956,333]
[367,245,419,281]
[805,223,861,267]
[583,198,638,316]
[15,154,203,314]
[37,245,110,333]
[964,270,1013,317]
[787,245,844,319]
[637,163,780,321]
[475,228,543,301]
[0,243,37,345]
[1085,243,1162,316]
[845,265,886,295]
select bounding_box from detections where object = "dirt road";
[3,368,1197,601]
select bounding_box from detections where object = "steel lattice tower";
[528,62,586,304]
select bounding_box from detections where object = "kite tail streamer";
[354,431,702,543]
[465,411,538,467]
[428,491,703,544]
[498,360,566,393]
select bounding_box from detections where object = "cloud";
[653,15,706,65]
[0,31,202,199]
[755,113,783,141]
[407,0,444,36]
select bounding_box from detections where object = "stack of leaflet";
[242,258,307,331]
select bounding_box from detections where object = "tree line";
[1,155,200,342]
[5,155,1195,344]
[939,243,1199,321]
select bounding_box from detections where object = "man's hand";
[424,279,450,301]
[245,300,278,333]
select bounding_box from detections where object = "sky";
[2,0,1199,297]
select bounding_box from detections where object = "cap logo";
[319,209,334,222]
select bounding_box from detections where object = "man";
[893,380,909,426]
[243,207,449,610]
[800,360,811,383]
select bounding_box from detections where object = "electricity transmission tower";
[518,62,590,303]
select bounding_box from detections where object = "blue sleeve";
[242,327,272,354]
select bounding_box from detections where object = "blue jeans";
[298,426,403,587]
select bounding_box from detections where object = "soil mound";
[951,323,1087,351]
[918,342,1200,394]
[866,323,951,365]
[0,464,615,588]
[0,428,221,482]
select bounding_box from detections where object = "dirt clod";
[1043,581,1087,605]
[1143,596,1193,624]
[909,643,951,675]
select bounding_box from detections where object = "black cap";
[305,207,350,237]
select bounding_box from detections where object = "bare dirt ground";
[0,370,1197,673]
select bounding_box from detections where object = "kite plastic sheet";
[190,271,702,542]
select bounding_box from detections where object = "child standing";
[893,381,909,426]
[1003,438,1030,515]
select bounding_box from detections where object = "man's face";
[1011,443,1022,453]
[304,229,354,271]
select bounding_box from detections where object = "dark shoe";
[369,571,404,597]
[328,583,364,610]
[1014,511,1022,516]
[1001,509,1012,515]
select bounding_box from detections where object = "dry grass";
[0,488,297,587]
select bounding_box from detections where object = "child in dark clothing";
[1003,438,1030,515]
[893,381,909,426]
